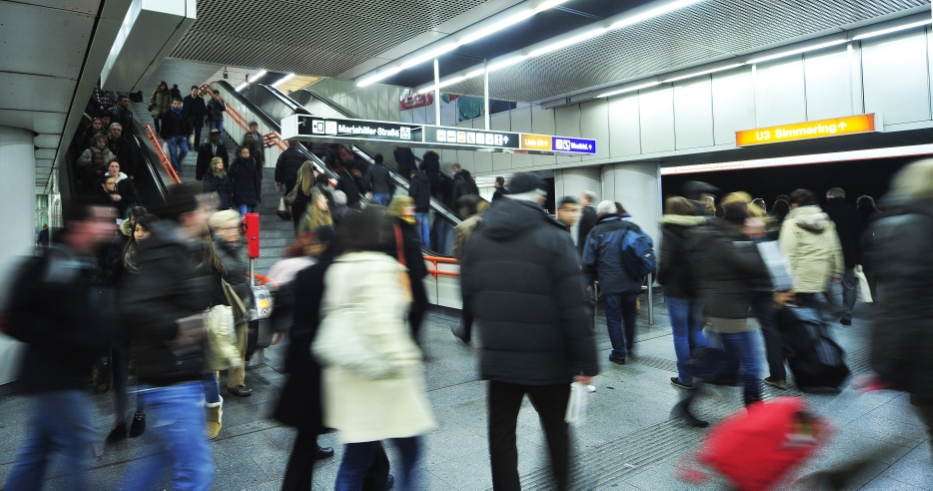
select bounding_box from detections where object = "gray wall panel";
[400,109,412,123]
[376,85,389,121]
[510,107,533,169]
[531,105,557,168]
[755,56,806,127]
[711,67,756,145]
[389,86,401,122]
[474,148,493,174]
[554,105,581,164]
[862,29,931,125]
[673,77,714,150]
[492,112,511,170]
[804,47,852,120]
[580,99,610,160]
[639,86,675,154]
[608,93,641,156]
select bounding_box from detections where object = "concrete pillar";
[554,167,601,202]
[601,161,662,247]
[0,126,35,385]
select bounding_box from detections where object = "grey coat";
[213,235,252,309]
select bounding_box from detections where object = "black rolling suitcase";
[777,306,850,390]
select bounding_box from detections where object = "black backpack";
[777,306,850,390]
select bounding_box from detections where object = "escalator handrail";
[266,85,461,224]
[143,124,182,184]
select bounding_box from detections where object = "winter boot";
[206,396,223,440]
[744,390,763,408]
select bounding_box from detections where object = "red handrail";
[423,255,460,279]
[201,84,289,152]
[252,273,279,289]
[144,124,182,184]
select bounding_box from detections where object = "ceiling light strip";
[236,69,267,91]
[597,81,661,98]
[273,73,295,87]
[853,18,932,41]
[663,63,743,82]
[745,39,847,64]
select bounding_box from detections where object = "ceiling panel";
[13,0,100,15]
[442,0,930,102]
[0,72,76,112]
[0,109,68,134]
[0,2,94,80]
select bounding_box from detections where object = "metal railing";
[144,124,182,184]
[423,255,460,279]
[198,83,290,153]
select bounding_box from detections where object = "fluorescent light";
[853,19,932,40]
[746,39,846,64]
[417,76,466,94]
[465,68,486,79]
[528,28,607,57]
[488,55,528,71]
[401,43,459,69]
[252,69,267,80]
[597,81,661,98]
[235,82,247,91]
[535,0,571,12]
[273,73,295,87]
[458,10,536,45]
[610,0,703,30]
[663,63,743,82]
[357,66,403,87]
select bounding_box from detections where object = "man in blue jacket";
[582,200,646,364]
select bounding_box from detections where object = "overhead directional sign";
[295,116,423,144]
[736,114,879,147]
[423,125,520,150]
[281,114,598,155]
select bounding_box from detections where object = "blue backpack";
[620,227,656,279]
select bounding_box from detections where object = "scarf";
[400,216,416,225]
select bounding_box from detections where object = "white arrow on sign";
[839,122,847,130]
[503,136,509,144]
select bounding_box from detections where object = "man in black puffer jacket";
[460,172,598,491]
[275,144,307,197]
[118,184,215,489]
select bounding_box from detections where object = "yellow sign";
[736,114,878,147]
[520,133,553,151]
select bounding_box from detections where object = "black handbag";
[276,196,292,221]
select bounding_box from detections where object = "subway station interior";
[3,0,933,489]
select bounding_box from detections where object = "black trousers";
[281,433,389,491]
[750,291,785,381]
[189,119,203,147]
[409,309,425,346]
[488,381,571,491]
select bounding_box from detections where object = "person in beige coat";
[313,207,435,491]
[780,189,844,309]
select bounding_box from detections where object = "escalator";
[219,81,461,256]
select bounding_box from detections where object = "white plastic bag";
[855,265,873,303]
[565,382,591,427]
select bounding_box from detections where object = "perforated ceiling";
[171,0,491,77]
[437,0,931,102]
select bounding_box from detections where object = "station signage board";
[297,116,423,144]
[736,114,879,147]
[519,133,596,154]
[423,125,520,150]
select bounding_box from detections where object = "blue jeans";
[167,135,189,172]
[121,382,215,491]
[210,120,224,139]
[372,193,391,206]
[667,297,707,385]
[720,331,763,395]
[336,437,421,491]
[203,372,221,404]
[604,291,639,359]
[415,212,430,248]
[4,391,95,491]
[239,204,255,216]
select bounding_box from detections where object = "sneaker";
[670,377,694,390]
[764,377,787,390]
[608,354,626,365]
[228,384,253,397]
[840,316,852,326]
[129,412,146,438]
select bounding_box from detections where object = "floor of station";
[1,290,931,490]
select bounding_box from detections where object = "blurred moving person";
[314,207,435,490]
[363,153,395,206]
[407,168,431,248]
[271,228,338,490]
[210,210,254,397]
[582,200,648,364]
[857,195,879,226]
[556,196,581,233]
[492,176,509,202]
[119,184,216,490]
[452,194,487,343]
[387,196,430,348]
[298,188,334,234]
[780,189,844,311]
[866,159,933,459]
[577,190,597,252]
[657,196,708,389]
[2,198,117,491]
[285,161,315,233]
[229,145,262,216]
[460,173,599,491]
[823,188,864,326]
[673,199,772,427]
[275,144,306,197]
[683,180,719,216]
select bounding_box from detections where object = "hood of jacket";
[788,205,831,233]
[659,215,707,227]
[210,166,227,179]
[481,198,552,241]
[120,218,134,237]
[412,172,429,185]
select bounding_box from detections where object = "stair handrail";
[423,255,460,279]
[199,84,288,152]
[144,124,182,184]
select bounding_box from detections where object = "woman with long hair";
[298,188,334,233]
[315,206,435,490]
[386,196,430,348]
[286,161,315,232]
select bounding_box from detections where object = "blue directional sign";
[552,136,596,155]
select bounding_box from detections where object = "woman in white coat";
[314,206,435,491]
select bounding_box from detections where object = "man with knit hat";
[460,172,599,491]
